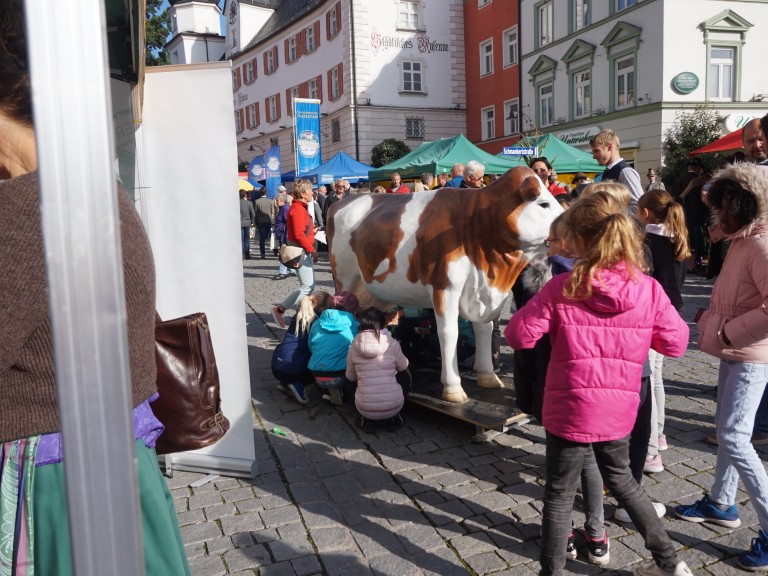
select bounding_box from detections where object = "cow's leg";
[434,307,468,404]
[472,320,504,389]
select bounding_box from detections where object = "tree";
[660,106,727,189]
[146,0,171,67]
[370,139,411,168]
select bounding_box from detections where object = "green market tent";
[496,133,603,174]
[368,134,519,181]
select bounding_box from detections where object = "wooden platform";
[407,370,531,441]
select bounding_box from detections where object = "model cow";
[326,166,563,403]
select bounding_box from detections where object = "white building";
[519,0,768,180]
[226,0,467,173]
[166,0,227,65]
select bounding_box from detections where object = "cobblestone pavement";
[170,252,767,576]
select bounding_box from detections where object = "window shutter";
[252,57,258,79]
[300,81,309,98]
[284,39,290,62]
[265,98,271,123]
[242,63,248,80]
[238,109,245,132]
[298,32,304,56]
[255,102,260,126]
[286,89,293,116]
[276,94,281,120]
[326,10,331,39]
[336,3,342,32]
[316,75,323,103]
[337,63,343,96]
[314,21,321,49]
[263,52,268,72]
[327,69,332,100]
[273,46,279,71]
[235,68,241,89]
[245,105,251,128]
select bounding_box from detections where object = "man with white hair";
[461,160,486,188]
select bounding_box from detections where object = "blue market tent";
[496,133,602,173]
[282,151,372,185]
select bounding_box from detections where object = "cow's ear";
[520,176,542,202]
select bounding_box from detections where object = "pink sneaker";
[658,434,668,451]
[644,453,664,474]
[271,305,286,328]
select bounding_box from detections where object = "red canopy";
[688,128,743,156]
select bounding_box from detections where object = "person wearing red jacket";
[387,172,411,194]
[272,179,319,328]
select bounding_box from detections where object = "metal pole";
[24,0,145,574]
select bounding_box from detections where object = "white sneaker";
[633,560,693,575]
[614,502,666,523]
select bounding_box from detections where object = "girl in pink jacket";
[346,308,410,433]
[505,193,691,576]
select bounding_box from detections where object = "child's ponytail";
[295,290,333,335]
[637,189,691,262]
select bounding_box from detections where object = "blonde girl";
[506,193,692,576]
[579,181,632,210]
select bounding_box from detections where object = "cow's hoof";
[477,373,504,389]
[443,390,469,403]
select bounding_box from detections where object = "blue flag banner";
[294,98,322,177]
[265,146,281,200]
[249,155,265,184]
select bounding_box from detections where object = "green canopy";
[368,134,519,181]
[496,133,603,174]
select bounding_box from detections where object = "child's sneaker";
[644,453,664,473]
[738,529,768,572]
[658,434,668,451]
[674,494,741,528]
[271,305,286,328]
[633,561,693,575]
[566,530,577,560]
[586,531,610,565]
[286,383,308,405]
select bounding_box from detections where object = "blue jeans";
[257,223,271,256]
[541,432,678,576]
[279,253,315,310]
[710,360,768,531]
[241,226,250,258]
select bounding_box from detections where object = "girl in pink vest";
[505,193,691,576]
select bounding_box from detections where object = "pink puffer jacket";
[505,263,689,443]
[346,329,409,421]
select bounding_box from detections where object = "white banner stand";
[141,62,256,478]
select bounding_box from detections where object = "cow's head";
[490,166,564,261]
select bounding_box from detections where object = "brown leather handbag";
[153,312,230,455]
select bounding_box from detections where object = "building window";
[504,99,519,136]
[480,39,493,76]
[245,61,254,84]
[572,0,591,31]
[402,61,423,92]
[288,37,297,62]
[616,0,636,11]
[235,110,242,132]
[708,46,734,101]
[398,1,419,30]
[247,103,258,127]
[328,4,339,37]
[615,55,635,109]
[268,95,278,121]
[306,26,316,52]
[405,116,425,140]
[232,70,241,91]
[478,0,491,7]
[289,86,299,113]
[503,27,518,68]
[536,1,553,48]
[481,106,495,140]
[539,83,554,127]
[331,118,341,142]
[573,70,591,118]
[330,67,340,100]
[266,49,275,73]
[309,78,319,99]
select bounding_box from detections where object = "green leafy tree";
[370,139,411,168]
[660,106,727,189]
[146,0,171,67]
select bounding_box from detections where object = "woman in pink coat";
[346,308,409,433]
[505,193,691,576]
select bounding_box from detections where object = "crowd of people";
[257,122,768,576]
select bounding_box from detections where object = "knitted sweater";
[0,172,158,441]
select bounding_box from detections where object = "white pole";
[24,0,145,573]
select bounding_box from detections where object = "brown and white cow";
[327,166,563,403]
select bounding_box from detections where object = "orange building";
[463,0,521,154]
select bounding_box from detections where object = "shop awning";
[689,129,743,156]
